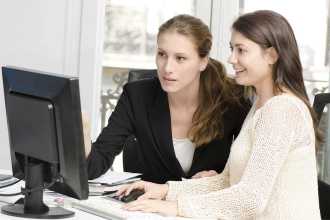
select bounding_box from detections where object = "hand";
[123,199,178,216]
[116,181,168,200]
[191,170,218,179]
[81,111,92,158]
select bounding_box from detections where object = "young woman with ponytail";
[86,14,250,183]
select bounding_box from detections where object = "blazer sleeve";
[87,84,135,179]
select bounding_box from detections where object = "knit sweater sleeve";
[174,97,307,219]
[166,162,230,201]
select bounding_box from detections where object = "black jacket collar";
[148,83,185,177]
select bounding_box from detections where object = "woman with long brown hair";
[118,10,321,219]
[86,14,249,183]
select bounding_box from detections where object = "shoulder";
[262,94,308,113]
[123,78,163,101]
[256,94,312,125]
[121,78,165,107]
[124,77,161,94]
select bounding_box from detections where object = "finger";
[191,173,201,179]
[124,204,145,211]
[123,200,145,210]
[115,184,130,196]
[192,171,206,179]
[204,170,217,177]
[136,193,153,200]
[125,181,144,196]
[209,170,218,175]
[141,208,157,213]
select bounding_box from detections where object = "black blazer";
[87,78,250,183]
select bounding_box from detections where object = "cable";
[0,175,61,197]
[0,191,22,196]
[0,178,22,189]
[0,178,23,196]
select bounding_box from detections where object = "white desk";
[0,170,214,220]
[0,169,105,220]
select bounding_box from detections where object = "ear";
[199,57,209,72]
[266,47,278,65]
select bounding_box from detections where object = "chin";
[234,77,251,86]
[234,78,245,85]
[162,87,180,93]
[160,83,178,93]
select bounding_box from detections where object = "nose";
[164,58,175,74]
[227,52,237,64]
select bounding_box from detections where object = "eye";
[237,47,246,54]
[157,51,166,57]
[176,56,186,62]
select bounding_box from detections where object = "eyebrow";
[229,43,246,47]
[157,48,188,56]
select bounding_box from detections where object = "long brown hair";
[158,14,244,146]
[232,10,322,147]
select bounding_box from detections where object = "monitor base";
[1,204,74,219]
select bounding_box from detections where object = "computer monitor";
[1,66,89,218]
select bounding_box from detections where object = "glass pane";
[103,0,196,69]
[101,0,197,171]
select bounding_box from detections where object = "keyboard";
[72,197,128,220]
[70,196,217,220]
[71,196,166,220]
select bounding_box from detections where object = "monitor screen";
[1,66,89,218]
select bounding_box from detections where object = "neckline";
[253,93,298,115]
[173,137,190,141]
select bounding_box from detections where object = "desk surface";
[0,169,117,220]
[0,170,213,220]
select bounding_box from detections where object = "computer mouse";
[120,189,144,203]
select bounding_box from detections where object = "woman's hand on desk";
[191,170,217,179]
[122,199,178,216]
[116,180,168,200]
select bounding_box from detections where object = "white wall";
[78,0,105,140]
[0,0,104,169]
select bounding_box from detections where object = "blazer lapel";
[148,87,184,177]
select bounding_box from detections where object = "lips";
[163,76,176,81]
[235,69,246,75]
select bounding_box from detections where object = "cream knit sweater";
[166,95,321,220]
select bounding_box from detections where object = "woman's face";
[228,30,275,90]
[156,31,207,94]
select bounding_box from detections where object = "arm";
[87,85,135,179]
[166,162,229,201]
[166,98,251,200]
[176,98,305,219]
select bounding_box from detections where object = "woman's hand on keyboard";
[122,199,178,216]
[116,180,169,200]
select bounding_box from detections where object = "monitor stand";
[1,159,74,219]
